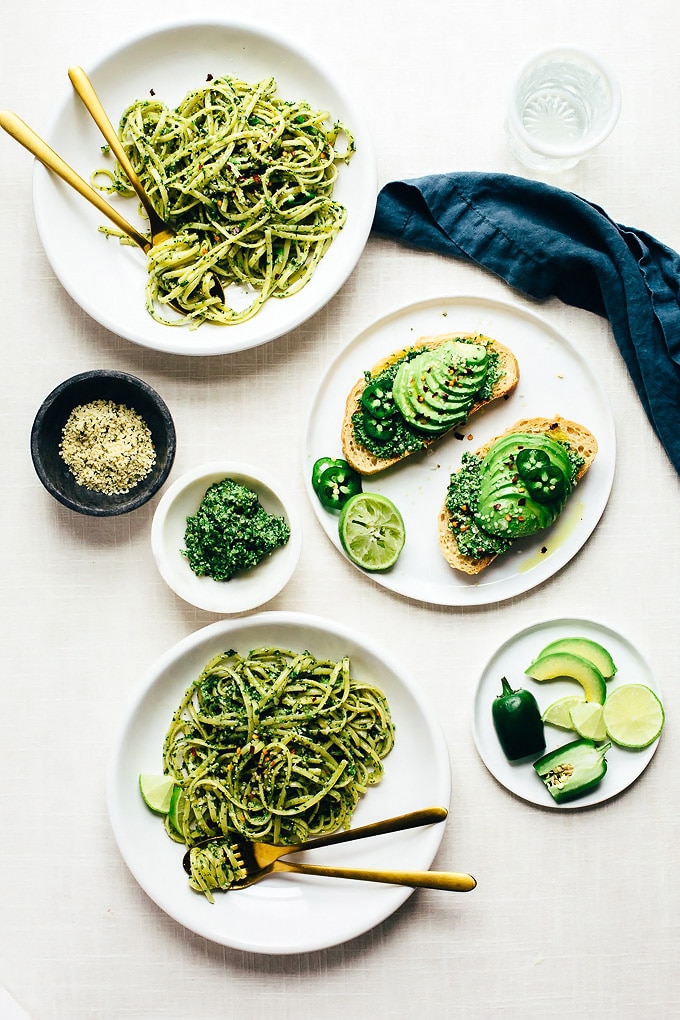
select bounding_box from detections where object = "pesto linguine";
[94,74,355,327]
[162,646,394,892]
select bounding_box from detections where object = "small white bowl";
[151,461,301,613]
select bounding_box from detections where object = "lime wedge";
[167,785,188,835]
[338,492,405,571]
[569,701,607,742]
[602,684,665,749]
[541,695,585,730]
[139,774,175,815]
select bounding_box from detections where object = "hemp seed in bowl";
[31,370,176,516]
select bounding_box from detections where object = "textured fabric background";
[1,2,679,1018]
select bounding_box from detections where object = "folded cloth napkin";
[372,171,680,478]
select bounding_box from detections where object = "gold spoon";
[183,806,477,892]
[67,65,173,248]
[0,109,151,251]
[68,66,224,304]
[230,859,477,892]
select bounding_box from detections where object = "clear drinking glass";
[506,47,621,173]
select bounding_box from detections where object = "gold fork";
[183,806,477,892]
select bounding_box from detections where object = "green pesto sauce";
[352,343,502,460]
[445,444,584,559]
[182,477,290,581]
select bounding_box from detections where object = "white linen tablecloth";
[1,1,679,1017]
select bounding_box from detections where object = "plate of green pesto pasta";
[107,612,451,954]
[32,18,376,355]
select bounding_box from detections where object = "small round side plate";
[472,618,662,809]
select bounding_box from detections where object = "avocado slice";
[525,651,607,705]
[534,637,617,679]
[391,340,489,434]
[475,432,573,539]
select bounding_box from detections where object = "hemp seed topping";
[59,399,156,495]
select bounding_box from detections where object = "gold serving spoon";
[183,806,477,892]
[0,109,151,251]
[67,66,173,248]
[68,65,224,304]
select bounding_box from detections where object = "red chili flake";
[206,73,214,81]
[149,89,155,96]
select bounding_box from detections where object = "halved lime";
[569,701,607,742]
[602,684,665,749]
[139,774,175,815]
[338,492,405,571]
[541,695,585,730]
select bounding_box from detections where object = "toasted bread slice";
[438,416,598,575]
[341,333,519,475]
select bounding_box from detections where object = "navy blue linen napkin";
[372,171,680,477]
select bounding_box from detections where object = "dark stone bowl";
[30,370,176,516]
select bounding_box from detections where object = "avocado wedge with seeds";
[532,637,617,679]
[525,651,607,705]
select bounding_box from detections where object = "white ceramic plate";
[32,19,376,355]
[472,617,662,809]
[107,613,451,954]
[150,461,301,614]
[304,294,616,605]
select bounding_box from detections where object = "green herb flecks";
[445,452,514,559]
[182,477,290,581]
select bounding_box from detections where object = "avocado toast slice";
[341,332,519,475]
[438,416,598,574]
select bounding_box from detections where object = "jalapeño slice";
[312,459,362,512]
[360,379,397,419]
[515,447,567,503]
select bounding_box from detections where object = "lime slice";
[139,774,175,815]
[338,492,405,571]
[167,785,188,835]
[602,684,665,749]
[541,695,585,730]
[569,701,607,741]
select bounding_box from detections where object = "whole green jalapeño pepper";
[492,676,546,761]
[533,738,611,803]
